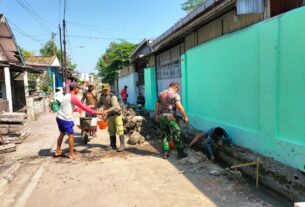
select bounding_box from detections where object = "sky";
[0,0,187,73]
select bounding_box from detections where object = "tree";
[18,46,32,57]
[96,40,137,84]
[181,0,207,13]
[40,40,77,71]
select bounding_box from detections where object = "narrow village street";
[0,112,281,207]
[1,1,305,206]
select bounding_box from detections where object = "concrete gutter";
[0,163,21,196]
[181,126,305,204]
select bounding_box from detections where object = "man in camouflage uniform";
[155,82,189,159]
[97,86,125,152]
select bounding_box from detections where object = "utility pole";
[51,32,56,55]
[59,24,65,91]
[63,19,68,93]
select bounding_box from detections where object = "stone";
[209,169,224,176]
[224,169,243,180]
[139,135,145,144]
[0,128,9,135]
[9,127,29,135]
[127,131,145,145]
[188,157,201,165]
[0,144,16,154]
[0,113,27,123]
[131,116,144,123]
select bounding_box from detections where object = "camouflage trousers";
[160,116,184,151]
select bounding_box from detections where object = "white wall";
[52,57,61,67]
[80,73,94,82]
[118,72,138,104]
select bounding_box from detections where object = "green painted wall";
[181,7,305,171]
[144,66,157,110]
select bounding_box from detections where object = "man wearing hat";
[82,82,98,114]
[55,82,102,159]
[97,86,126,152]
[81,82,98,136]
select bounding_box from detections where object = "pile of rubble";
[178,148,208,165]
[0,113,30,145]
[122,107,160,145]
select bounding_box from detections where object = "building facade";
[144,0,305,172]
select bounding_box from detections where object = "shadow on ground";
[37,130,283,207]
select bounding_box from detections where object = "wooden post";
[264,0,271,19]
[231,160,264,190]
[53,71,56,95]
[256,163,260,189]
[4,66,13,112]
[24,70,29,97]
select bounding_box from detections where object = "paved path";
[0,113,273,207]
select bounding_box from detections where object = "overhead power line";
[15,0,56,33]
[66,27,74,62]
[66,20,146,34]
[66,34,145,40]
[7,18,44,44]
[22,0,57,27]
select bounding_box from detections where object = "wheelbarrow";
[79,117,95,144]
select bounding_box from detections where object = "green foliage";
[181,0,207,12]
[40,40,58,57]
[96,40,137,83]
[18,46,32,57]
[39,73,53,94]
[40,40,77,71]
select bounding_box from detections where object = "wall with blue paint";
[181,7,305,171]
[144,66,157,110]
[48,67,63,88]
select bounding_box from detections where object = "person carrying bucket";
[97,86,126,152]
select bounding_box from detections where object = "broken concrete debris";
[122,107,160,145]
[0,113,30,146]
[224,169,243,181]
[127,131,145,145]
[179,149,208,165]
[209,169,224,176]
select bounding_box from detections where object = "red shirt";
[120,89,127,100]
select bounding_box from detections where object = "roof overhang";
[25,62,59,67]
[130,39,152,62]
[150,0,236,54]
[0,14,24,64]
[9,63,41,74]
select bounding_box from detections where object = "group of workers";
[54,80,232,160]
[55,82,126,159]
[155,82,233,160]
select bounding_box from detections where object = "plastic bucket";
[98,120,108,129]
[50,101,60,112]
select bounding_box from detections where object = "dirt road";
[0,113,273,207]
